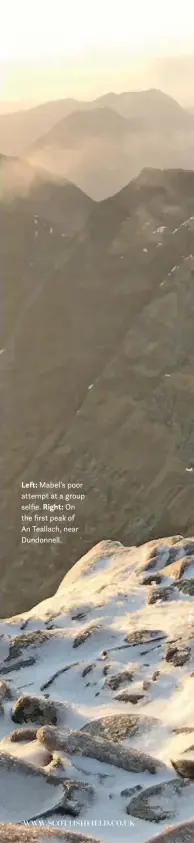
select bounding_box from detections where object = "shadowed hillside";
[1,167,194,615]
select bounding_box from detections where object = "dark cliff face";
[1,167,194,616]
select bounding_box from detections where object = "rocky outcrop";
[0,681,14,701]
[37,725,166,774]
[0,826,101,842]
[103,669,134,691]
[6,728,37,743]
[2,164,194,624]
[165,645,191,666]
[171,750,194,779]
[0,657,36,675]
[11,696,59,726]
[114,691,144,704]
[7,631,54,660]
[145,823,194,841]
[147,586,175,605]
[80,713,161,742]
[0,534,194,838]
[177,579,194,596]
[127,779,187,822]
[124,629,166,646]
[73,625,101,649]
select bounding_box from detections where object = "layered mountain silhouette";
[30,107,131,147]
[1,165,194,615]
[0,99,79,156]
[1,90,194,198]
[93,88,193,127]
[27,92,194,199]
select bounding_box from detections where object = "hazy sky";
[0,0,194,107]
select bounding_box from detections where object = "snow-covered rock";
[0,536,194,841]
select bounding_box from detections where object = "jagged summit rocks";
[0,537,194,839]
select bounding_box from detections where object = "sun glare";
[0,0,194,62]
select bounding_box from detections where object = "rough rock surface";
[0,827,101,842]
[11,696,59,726]
[37,725,165,774]
[0,536,194,841]
[127,779,187,822]
[114,691,144,703]
[80,713,160,741]
[171,749,194,779]
[3,171,194,621]
[0,681,13,702]
[103,669,134,691]
[146,823,194,841]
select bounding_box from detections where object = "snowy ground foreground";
[0,536,194,842]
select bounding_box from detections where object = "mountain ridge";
[24,93,194,200]
[1,167,194,615]
[28,106,132,154]
[0,87,193,159]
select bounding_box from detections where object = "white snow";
[0,758,64,823]
[181,216,194,228]
[0,537,194,840]
[182,563,194,579]
[0,349,5,355]
[143,248,148,253]
[172,217,194,236]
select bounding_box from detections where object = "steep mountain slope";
[1,168,194,616]
[0,99,79,157]
[0,536,194,841]
[30,108,130,149]
[0,156,93,348]
[0,154,92,230]
[27,107,134,199]
[0,154,37,199]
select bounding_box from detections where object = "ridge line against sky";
[0,0,194,106]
